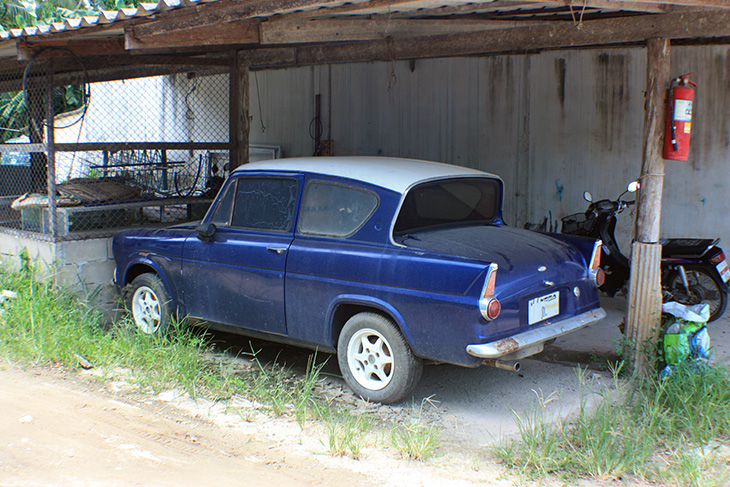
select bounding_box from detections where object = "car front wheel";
[337,312,423,404]
[126,273,173,336]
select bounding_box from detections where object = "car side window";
[210,181,236,225]
[299,180,378,237]
[230,177,299,232]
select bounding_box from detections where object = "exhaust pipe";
[484,359,521,372]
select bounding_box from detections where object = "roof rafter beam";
[126,18,260,50]
[241,9,730,68]
[260,18,541,44]
[533,0,730,9]
[129,0,502,38]
[17,37,126,61]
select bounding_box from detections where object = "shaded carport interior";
[0,0,728,368]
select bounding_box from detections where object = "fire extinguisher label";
[674,99,693,122]
[684,122,692,134]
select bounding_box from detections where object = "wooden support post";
[45,60,57,241]
[27,77,46,192]
[228,51,250,170]
[625,38,670,374]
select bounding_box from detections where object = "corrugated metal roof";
[0,0,647,42]
[0,0,221,40]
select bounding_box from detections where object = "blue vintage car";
[113,157,606,403]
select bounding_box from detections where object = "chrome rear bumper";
[466,307,607,360]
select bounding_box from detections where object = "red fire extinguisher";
[663,73,697,161]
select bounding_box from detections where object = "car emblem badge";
[538,266,547,272]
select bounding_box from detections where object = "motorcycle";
[561,182,730,322]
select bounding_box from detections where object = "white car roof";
[232,156,499,194]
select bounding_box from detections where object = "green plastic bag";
[662,317,708,366]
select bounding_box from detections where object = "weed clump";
[494,363,730,486]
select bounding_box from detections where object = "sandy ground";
[0,365,364,487]
[2,295,727,486]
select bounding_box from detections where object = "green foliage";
[322,410,372,459]
[388,398,442,460]
[0,90,27,142]
[95,0,144,9]
[494,363,730,485]
[0,1,36,30]
[0,1,144,30]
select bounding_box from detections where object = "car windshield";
[393,177,501,235]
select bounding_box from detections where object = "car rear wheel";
[337,312,422,404]
[126,273,173,336]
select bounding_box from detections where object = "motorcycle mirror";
[627,181,640,193]
[583,191,593,203]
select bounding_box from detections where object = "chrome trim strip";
[466,308,607,359]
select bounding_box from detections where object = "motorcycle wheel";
[665,266,727,322]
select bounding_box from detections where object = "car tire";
[126,273,173,336]
[337,312,423,404]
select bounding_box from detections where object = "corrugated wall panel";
[662,46,730,246]
[244,46,730,249]
[527,49,646,245]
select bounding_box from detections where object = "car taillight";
[588,241,604,288]
[710,251,726,265]
[479,263,501,321]
[590,241,602,270]
[594,268,605,287]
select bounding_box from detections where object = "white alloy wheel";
[337,312,422,404]
[347,327,394,391]
[126,273,172,336]
[131,285,162,334]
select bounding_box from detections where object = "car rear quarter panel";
[285,237,491,366]
[113,226,192,308]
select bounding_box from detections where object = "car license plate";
[528,291,560,325]
[716,260,730,284]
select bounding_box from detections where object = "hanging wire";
[184,77,199,121]
[254,71,266,133]
[568,0,588,30]
[22,47,91,130]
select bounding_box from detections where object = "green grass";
[494,363,730,485]
[6,264,730,482]
[388,398,442,460]
[0,267,213,394]
[0,266,399,461]
[321,409,373,459]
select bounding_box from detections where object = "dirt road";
[0,365,363,487]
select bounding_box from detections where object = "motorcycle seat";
[660,238,719,259]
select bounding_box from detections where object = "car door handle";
[267,247,287,255]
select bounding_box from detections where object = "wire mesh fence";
[0,52,233,241]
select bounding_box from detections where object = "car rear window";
[299,180,378,237]
[393,177,500,234]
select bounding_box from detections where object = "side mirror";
[627,181,640,193]
[196,222,217,243]
[583,191,593,203]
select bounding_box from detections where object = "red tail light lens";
[594,268,605,287]
[479,263,500,321]
[486,298,501,320]
[710,251,726,265]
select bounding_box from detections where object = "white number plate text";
[528,291,560,325]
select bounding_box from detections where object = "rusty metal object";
[483,359,521,372]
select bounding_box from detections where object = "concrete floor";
[553,295,730,366]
